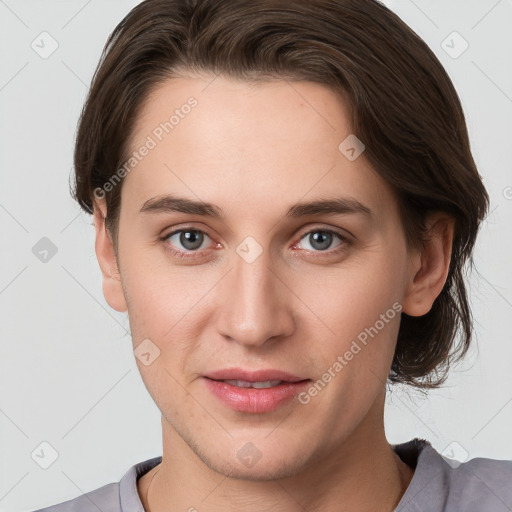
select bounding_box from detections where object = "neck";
[138,397,413,511]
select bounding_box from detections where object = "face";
[100,74,420,480]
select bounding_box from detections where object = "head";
[72,0,489,480]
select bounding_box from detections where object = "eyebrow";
[139,194,372,219]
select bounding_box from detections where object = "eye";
[162,228,213,257]
[161,226,352,260]
[295,228,350,255]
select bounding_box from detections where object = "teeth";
[251,380,282,389]
[224,380,283,389]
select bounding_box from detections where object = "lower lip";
[203,378,310,413]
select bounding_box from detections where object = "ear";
[92,200,127,313]
[402,213,454,317]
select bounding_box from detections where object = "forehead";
[120,74,398,223]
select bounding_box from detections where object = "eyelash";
[160,226,352,260]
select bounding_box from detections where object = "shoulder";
[27,482,120,512]
[444,453,512,510]
[27,455,162,512]
[394,438,512,512]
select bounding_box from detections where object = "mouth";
[204,368,307,383]
[203,368,311,413]
[220,379,285,389]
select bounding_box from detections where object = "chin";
[189,437,315,482]
[203,453,308,482]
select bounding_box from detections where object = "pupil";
[311,231,331,251]
[181,231,203,250]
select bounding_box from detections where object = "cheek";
[121,260,217,397]
[298,264,403,422]
[296,255,405,346]
[119,244,206,336]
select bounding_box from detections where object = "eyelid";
[161,223,215,243]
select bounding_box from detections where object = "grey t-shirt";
[30,438,512,512]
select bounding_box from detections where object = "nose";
[215,244,295,348]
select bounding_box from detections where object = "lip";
[204,368,306,383]
[203,368,310,414]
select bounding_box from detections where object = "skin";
[93,74,454,511]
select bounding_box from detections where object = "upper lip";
[204,368,308,383]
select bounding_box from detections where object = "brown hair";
[72,0,489,388]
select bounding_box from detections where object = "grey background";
[0,0,511,510]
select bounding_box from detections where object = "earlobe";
[93,201,128,313]
[402,213,454,317]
